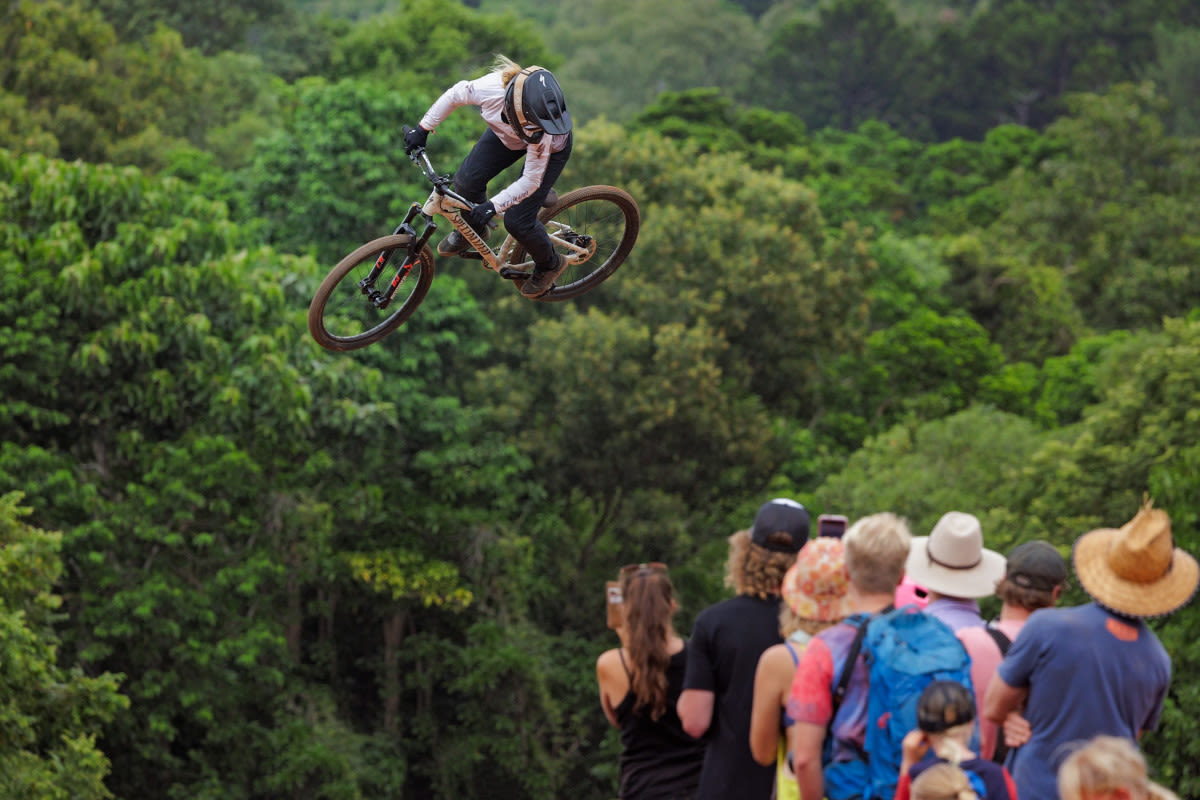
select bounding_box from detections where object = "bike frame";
[359,146,592,309]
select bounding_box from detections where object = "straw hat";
[905,511,1006,599]
[1073,500,1199,618]
[782,537,852,622]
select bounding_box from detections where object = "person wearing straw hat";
[983,500,1199,800]
[905,512,1006,632]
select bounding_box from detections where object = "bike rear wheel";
[308,234,435,351]
[513,185,640,302]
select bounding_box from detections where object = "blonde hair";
[843,512,912,594]
[490,54,524,87]
[910,763,979,800]
[725,530,796,600]
[1058,736,1180,800]
[778,603,836,639]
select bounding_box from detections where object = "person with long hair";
[597,563,705,799]
[403,54,573,298]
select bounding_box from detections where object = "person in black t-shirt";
[677,499,811,800]
[597,563,706,800]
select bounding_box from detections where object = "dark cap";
[1006,541,1068,591]
[750,499,810,553]
[917,680,976,733]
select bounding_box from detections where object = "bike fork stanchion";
[361,203,434,307]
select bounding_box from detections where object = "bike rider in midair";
[404,55,573,299]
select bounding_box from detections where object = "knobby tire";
[308,234,435,351]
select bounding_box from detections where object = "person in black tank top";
[597,564,705,799]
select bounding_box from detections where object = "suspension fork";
[360,203,438,308]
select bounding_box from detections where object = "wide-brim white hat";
[905,511,1006,599]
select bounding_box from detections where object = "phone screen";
[818,514,848,539]
[606,581,623,629]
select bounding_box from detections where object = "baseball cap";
[1006,541,1069,591]
[750,498,810,553]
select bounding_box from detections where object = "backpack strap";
[985,622,1014,765]
[985,623,1012,655]
[831,605,894,718]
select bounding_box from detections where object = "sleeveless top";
[776,630,812,800]
[615,646,707,800]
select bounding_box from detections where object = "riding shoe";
[519,254,567,299]
[437,226,490,257]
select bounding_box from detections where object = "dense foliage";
[4,0,1200,797]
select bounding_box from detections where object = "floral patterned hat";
[781,537,852,622]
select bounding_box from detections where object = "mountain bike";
[308,131,641,351]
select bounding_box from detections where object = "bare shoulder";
[757,642,795,672]
[596,647,624,675]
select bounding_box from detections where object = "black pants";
[453,129,572,270]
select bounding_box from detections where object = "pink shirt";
[956,618,1025,759]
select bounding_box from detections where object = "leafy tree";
[938,233,1084,362]
[81,0,288,54]
[0,147,523,798]
[242,78,454,265]
[0,1,282,170]
[327,0,555,86]
[758,0,925,135]
[548,0,764,123]
[987,83,1200,331]
[1144,24,1200,137]
[0,493,127,800]
[816,405,1049,551]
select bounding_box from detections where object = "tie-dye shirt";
[786,613,871,765]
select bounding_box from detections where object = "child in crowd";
[1057,735,1180,800]
[910,763,981,800]
[894,681,1015,800]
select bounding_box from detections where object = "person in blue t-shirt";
[984,501,1199,800]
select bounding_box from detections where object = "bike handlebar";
[402,125,476,210]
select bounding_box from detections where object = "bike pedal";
[499,267,533,281]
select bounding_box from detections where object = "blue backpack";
[824,606,974,800]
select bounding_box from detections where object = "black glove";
[465,200,496,232]
[403,125,429,154]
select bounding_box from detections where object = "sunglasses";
[620,562,668,576]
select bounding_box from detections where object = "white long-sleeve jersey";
[419,71,571,213]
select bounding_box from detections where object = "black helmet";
[503,66,572,144]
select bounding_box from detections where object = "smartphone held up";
[606,581,623,629]
[818,513,848,539]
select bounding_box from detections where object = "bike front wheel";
[513,185,640,302]
[308,234,435,351]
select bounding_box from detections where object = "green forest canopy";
[4,0,1200,797]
